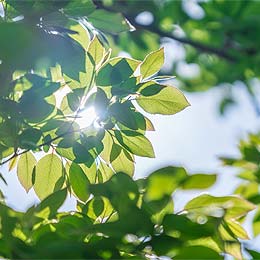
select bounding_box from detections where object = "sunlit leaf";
[17,152,37,193]
[34,154,64,200]
[145,166,187,201]
[181,174,216,190]
[114,130,155,158]
[69,162,90,202]
[88,35,106,67]
[184,194,256,219]
[140,48,164,80]
[136,82,190,115]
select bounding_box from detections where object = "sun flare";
[75,106,98,129]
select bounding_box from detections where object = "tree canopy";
[0,0,259,259]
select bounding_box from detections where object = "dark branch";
[93,0,236,62]
[128,19,236,62]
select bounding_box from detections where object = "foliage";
[0,0,257,259]
[221,132,260,257]
[95,0,260,115]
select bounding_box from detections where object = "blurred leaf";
[174,246,221,259]
[145,166,187,201]
[34,189,67,219]
[62,0,96,16]
[88,9,134,34]
[181,174,216,190]
[184,194,255,219]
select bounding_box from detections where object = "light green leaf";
[136,82,190,115]
[140,48,164,80]
[78,163,97,184]
[225,219,249,239]
[111,144,135,177]
[69,163,90,202]
[224,242,242,260]
[97,161,114,183]
[34,154,64,200]
[145,166,187,201]
[114,130,155,158]
[8,155,18,171]
[17,152,36,192]
[181,174,216,190]
[184,194,256,219]
[88,35,106,67]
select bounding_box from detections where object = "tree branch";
[93,1,236,62]
[128,18,236,62]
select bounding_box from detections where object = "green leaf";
[18,128,42,149]
[114,130,155,158]
[111,144,135,177]
[69,163,90,202]
[145,166,187,201]
[163,214,215,240]
[67,91,81,112]
[34,154,64,200]
[88,35,106,67]
[253,208,260,236]
[17,152,36,192]
[72,142,94,166]
[247,249,260,259]
[184,194,256,219]
[96,57,140,87]
[224,219,249,239]
[136,82,190,115]
[174,246,221,259]
[34,189,67,219]
[82,197,115,221]
[97,161,114,183]
[88,9,134,34]
[19,95,55,123]
[63,0,96,16]
[140,48,164,80]
[181,174,216,190]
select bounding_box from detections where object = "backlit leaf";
[140,48,164,80]
[114,130,155,158]
[136,83,190,115]
[184,194,256,219]
[17,152,36,192]
[34,154,64,200]
[181,174,216,190]
[69,163,90,202]
[145,166,187,201]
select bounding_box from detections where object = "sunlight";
[75,106,98,129]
